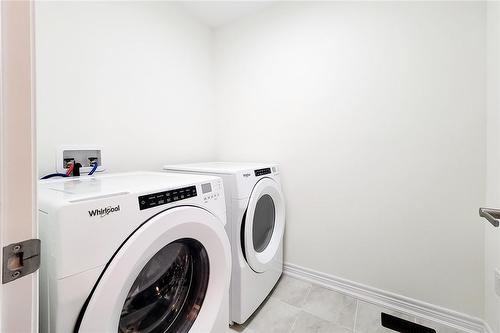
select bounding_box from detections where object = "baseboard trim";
[283,262,488,333]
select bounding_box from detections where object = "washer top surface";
[163,162,276,174]
[39,171,219,204]
[38,172,227,280]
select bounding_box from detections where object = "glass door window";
[252,194,276,253]
[119,238,209,333]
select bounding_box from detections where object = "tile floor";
[230,275,468,333]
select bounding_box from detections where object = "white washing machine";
[38,172,231,333]
[163,163,285,324]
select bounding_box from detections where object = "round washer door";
[76,206,231,333]
[243,177,285,273]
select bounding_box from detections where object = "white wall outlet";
[56,145,105,174]
[495,268,500,297]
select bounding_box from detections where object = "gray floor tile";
[415,318,467,333]
[290,311,353,333]
[302,285,357,329]
[245,297,301,333]
[230,277,467,333]
[272,275,313,308]
[354,301,415,333]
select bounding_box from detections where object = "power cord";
[40,173,68,180]
[88,162,98,176]
[41,161,99,179]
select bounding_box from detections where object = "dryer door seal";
[243,178,285,273]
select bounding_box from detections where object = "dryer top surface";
[163,162,277,175]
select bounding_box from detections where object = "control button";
[138,185,197,210]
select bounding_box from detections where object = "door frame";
[0,0,38,332]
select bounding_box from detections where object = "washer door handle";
[479,207,500,227]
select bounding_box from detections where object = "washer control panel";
[202,180,223,203]
[138,185,197,210]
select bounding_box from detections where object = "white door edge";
[0,1,38,331]
[79,206,231,333]
[243,178,285,273]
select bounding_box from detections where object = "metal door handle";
[479,207,500,227]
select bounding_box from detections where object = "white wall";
[214,1,486,317]
[35,1,215,176]
[485,1,500,331]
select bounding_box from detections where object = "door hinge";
[2,239,40,284]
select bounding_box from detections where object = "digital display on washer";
[254,168,271,177]
[138,185,197,210]
[201,183,212,194]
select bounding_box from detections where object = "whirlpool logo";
[88,205,120,218]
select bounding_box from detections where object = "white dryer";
[163,163,285,324]
[38,172,231,333]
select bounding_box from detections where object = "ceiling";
[177,1,275,28]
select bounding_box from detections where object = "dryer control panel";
[254,168,271,177]
[138,185,197,210]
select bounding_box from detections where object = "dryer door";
[75,206,231,333]
[243,178,285,273]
